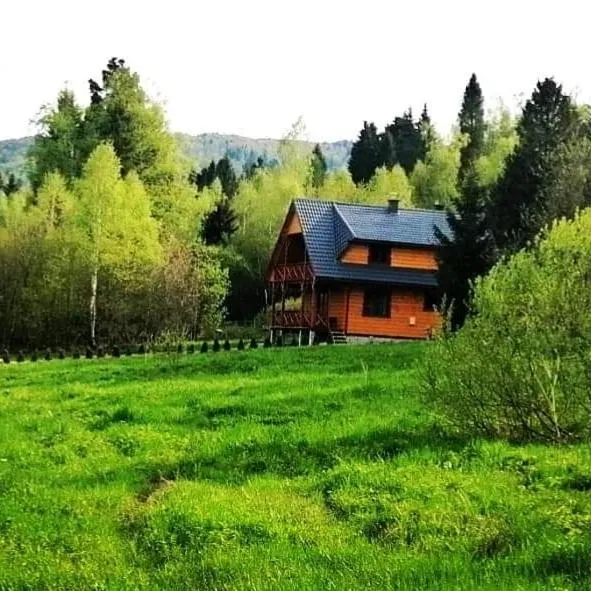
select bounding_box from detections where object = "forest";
[1,58,590,351]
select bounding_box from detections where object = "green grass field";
[1,344,591,590]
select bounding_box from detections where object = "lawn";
[0,344,590,590]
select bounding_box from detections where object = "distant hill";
[0,133,352,180]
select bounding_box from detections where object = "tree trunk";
[90,266,98,348]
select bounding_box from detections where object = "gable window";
[368,244,390,265]
[363,287,391,318]
[423,289,441,312]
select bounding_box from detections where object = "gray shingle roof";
[293,198,450,288]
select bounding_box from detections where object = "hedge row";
[0,335,313,364]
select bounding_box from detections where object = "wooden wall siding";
[345,287,440,339]
[283,212,302,235]
[340,244,369,264]
[327,289,346,330]
[391,248,438,271]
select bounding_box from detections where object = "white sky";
[1,0,589,142]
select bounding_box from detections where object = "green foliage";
[237,338,245,351]
[309,144,328,188]
[0,345,590,588]
[200,342,209,353]
[213,339,221,352]
[249,337,258,349]
[458,74,486,183]
[435,170,497,329]
[348,122,381,185]
[223,339,231,351]
[425,208,591,442]
[492,78,577,253]
[410,134,465,208]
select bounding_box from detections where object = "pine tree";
[458,74,485,184]
[310,144,328,188]
[348,121,381,185]
[4,173,22,197]
[379,130,397,170]
[491,78,576,253]
[215,157,239,198]
[435,169,497,329]
[418,104,435,160]
[386,109,423,175]
[202,198,238,245]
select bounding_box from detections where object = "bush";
[86,347,94,360]
[264,336,272,348]
[249,338,258,349]
[177,343,184,355]
[72,349,81,360]
[290,334,299,346]
[187,343,195,354]
[17,351,25,363]
[138,344,146,355]
[200,342,209,354]
[97,347,105,359]
[423,209,591,443]
[2,350,10,364]
[125,347,133,356]
[44,349,52,361]
[58,348,65,360]
[237,338,245,351]
[112,345,121,358]
[213,339,221,352]
[31,350,38,362]
[275,334,283,347]
[223,339,231,351]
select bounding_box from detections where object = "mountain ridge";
[0,133,353,178]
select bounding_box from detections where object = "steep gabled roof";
[293,198,451,287]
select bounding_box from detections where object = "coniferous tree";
[348,121,381,184]
[244,156,265,179]
[202,198,238,245]
[386,109,423,175]
[379,130,397,170]
[310,144,328,188]
[435,169,497,329]
[458,74,486,184]
[418,104,435,160]
[491,78,576,253]
[4,173,22,197]
[215,157,239,198]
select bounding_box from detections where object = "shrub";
[72,349,81,360]
[97,347,105,359]
[125,347,133,356]
[31,350,38,362]
[85,347,94,360]
[223,339,231,351]
[58,348,65,360]
[177,343,184,355]
[237,338,245,351]
[2,350,10,364]
[213,339,221,352]
[44,349,52,361]
[200,342,209,353]
[275,334,283,347]
[423,209,591,443]
[138,344,146,355]
[264,336,272,348]
[187,343,195,354]
[17,351,25,363]
[112,345,121,358]
[290,334,299,346]
[249,338,258,349]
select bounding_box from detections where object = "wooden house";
[266,198,451,343]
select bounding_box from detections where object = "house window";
[363,287,391,317]
[368,244,390,265]
[423,289,440,312]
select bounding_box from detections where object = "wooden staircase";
[329,329,348,345]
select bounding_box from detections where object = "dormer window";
[368,244,390,265]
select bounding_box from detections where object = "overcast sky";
[1,0,589,142]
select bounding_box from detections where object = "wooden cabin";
[266,198,451,343]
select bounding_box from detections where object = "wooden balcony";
[270,263,314,283]
[271,310,328,329]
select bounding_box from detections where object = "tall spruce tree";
[458,74,485,184]
[418,104,435,160]
[348,121,381,184]
[386,109,423,175]
[4,174,21,197]
[435,169,497,329]
[379,130,397,170]
[310,144,328,188]
[215,157,239,198]
[491,78,576,253]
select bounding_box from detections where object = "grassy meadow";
[1,344,591,590]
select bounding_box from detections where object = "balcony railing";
[271,310,328,329]
[270,263,314,283]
